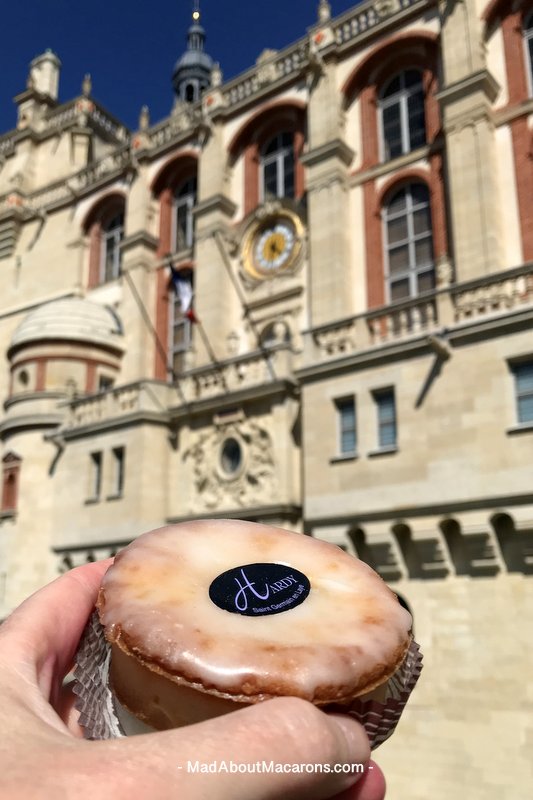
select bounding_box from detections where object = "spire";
[172,1,214,104]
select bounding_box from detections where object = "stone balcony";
[302,263,533,369]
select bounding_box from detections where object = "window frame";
[382,182,435,304]
[100,212,124,284]
[172,177,197,253]
[512,361,533,425]
[168,270,193,377]
[334,396,357,457]
[88,451,102,503]
[373,388,398,450]
[378,69,426,163]
[110,446,125,499]
[259,132,295,203]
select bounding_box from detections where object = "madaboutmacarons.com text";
[184,760,367,774]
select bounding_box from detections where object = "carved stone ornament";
[183,420,277,512]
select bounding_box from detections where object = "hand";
[0,561,386,800]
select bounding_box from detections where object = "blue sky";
[0,1,356,132]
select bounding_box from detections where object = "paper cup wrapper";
[74,611,422,748]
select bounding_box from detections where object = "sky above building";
[0,1,357,133]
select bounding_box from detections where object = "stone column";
[302,53,355,326]
[193,121,237,364]
[438,0,503,280]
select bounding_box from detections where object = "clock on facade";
[242,210,304,280]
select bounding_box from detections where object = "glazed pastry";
[97,519,413,731]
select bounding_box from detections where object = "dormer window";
[260,132,295,201]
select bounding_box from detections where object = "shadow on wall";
[348,513,533,582]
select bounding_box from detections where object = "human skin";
[0,561,386,800]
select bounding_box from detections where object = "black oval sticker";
[209,562,311,617]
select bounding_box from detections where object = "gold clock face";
[242,212,303,280]
[254,222,295,272]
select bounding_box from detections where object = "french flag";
[169,264,197,323]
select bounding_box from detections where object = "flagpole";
[213,230,278,383]
[122,269,189,406]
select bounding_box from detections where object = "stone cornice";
[193,194,237,220]
[119,230,159,255]
[300,138,355,168]
[167,504,302,524]
[436,69,501,108]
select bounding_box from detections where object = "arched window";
[174,177,197,252]
[169,269,193,375]
[383,183,434,301]
[185,83,196,103]
[260,132,295,201]
[524,12,533,94]
[101,212,124,283]
[85,196,126,288]
[379,70,426,162]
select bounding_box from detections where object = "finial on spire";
[318,0,331,23]
[192,0,200,22]
[82,73,92,96]
[139,105,150,131]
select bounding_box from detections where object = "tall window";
[88,452,102,501]
[174,177,197,252]
[101,212,124,283]
[513,362,533,424]
[379,70,426,161]
[384,183,434,302]
[111,447,125,498]
[524,13,533,94]
[1,453,21,514]
[335,397,357,456]
[374,389,397,449]
[260,132,295,201]
[169,271,193,375]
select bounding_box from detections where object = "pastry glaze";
[97,520,412,729]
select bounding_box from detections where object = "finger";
[0,560,112,695]
[330,760,386,800]
[111,698,371,800]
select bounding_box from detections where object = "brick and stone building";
[0,1,531,796]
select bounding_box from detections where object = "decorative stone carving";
[184,420,277,512]
[82,73,92,97]
[318,0,332,23]
[256,49,279,87]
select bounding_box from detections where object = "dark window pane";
[280,131,293,148]
[382,75,401,97]
[379,422,397,447]
[516,363,533,392]
[417,270,436,293]
[390,279,410,300]
[264,135,280,156]
[404,69,423,88]
[283,151,295,198]
[387,188,407,214]
[410,184,430,205]
[387,216,408,244]
[382,103,403,159]
[415,238,433,266]
[389,245,410,274]
[413,207,431,235]
[518,394,533,422]
[337,399,356,454]
[263,161,278,197]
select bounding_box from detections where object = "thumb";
[110,696,371,800]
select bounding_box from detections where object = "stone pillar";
[120,165,159,382]
[302,56,355,325]
[193,121,237,364]
[438,0,502,279]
